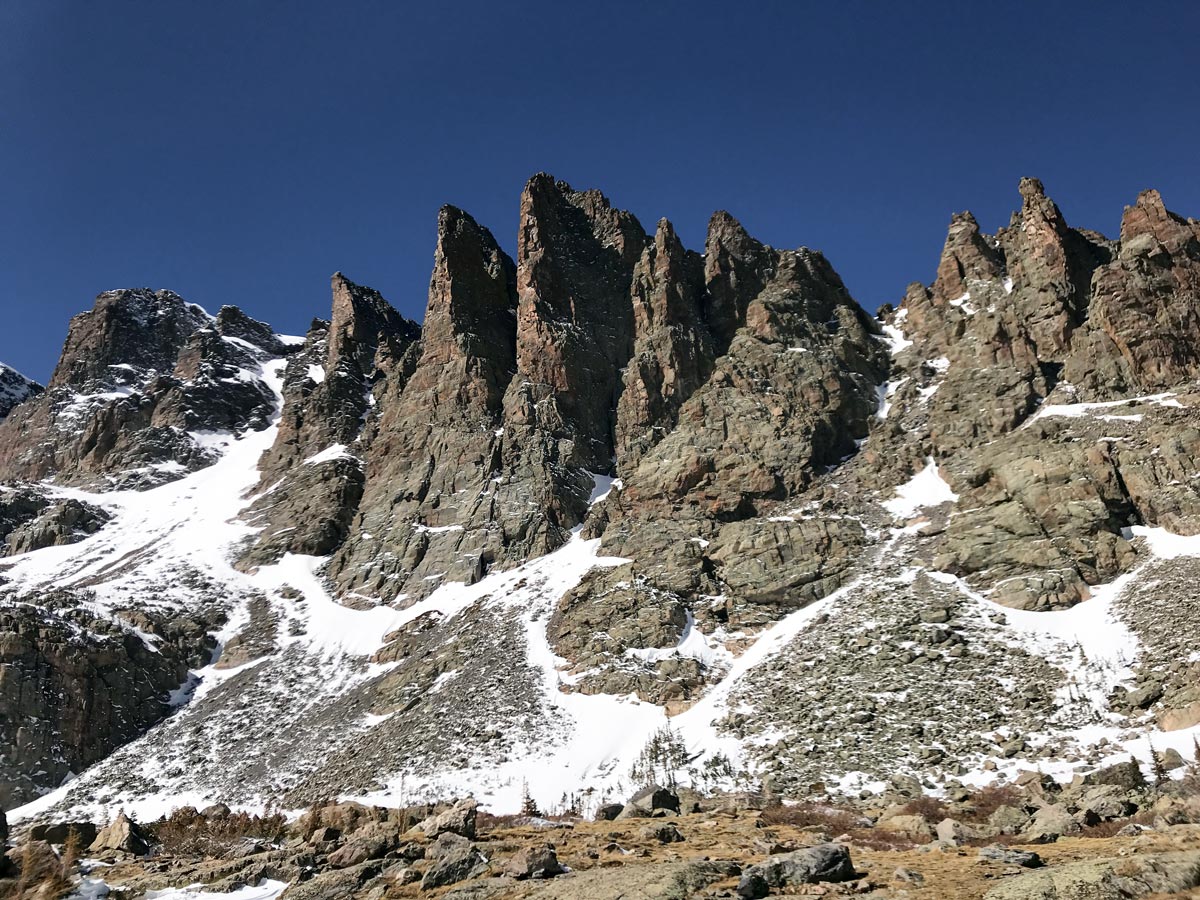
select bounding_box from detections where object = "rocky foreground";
[6,759,1200,900]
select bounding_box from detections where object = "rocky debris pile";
[0,364,41,423]
[0,291,291,488]
[718,531,1072,796]
[14,778,1200,900]
[1111,552,1200,732]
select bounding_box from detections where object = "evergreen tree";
[521,780,542,817]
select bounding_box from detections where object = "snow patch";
[882,458,959,519]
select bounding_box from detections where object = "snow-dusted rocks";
[0,362,41,421]
[0,289,293,488]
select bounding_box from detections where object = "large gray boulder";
[420,844,488,891]
[415,798,478,840]
[737,843,856,898]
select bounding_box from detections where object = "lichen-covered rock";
[983,850,1200,900]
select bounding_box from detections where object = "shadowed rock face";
[240,272,422,565]
[0,595,217,808]
[506,173,647,474]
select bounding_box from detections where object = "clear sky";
[2,1,1197,382]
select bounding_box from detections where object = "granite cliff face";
[4,175,1200,827]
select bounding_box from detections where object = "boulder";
[1084,761,1148,791]
[978,844,1043,868]
[415,798,477,840]
[616,786,680,820]
[427,831,471,861]
[878,813,934,839]
[989,804,1031,834]
[89,812,148,856]
[983,849,1200,899]
[935,817,972,845]
[420,844,488,890]
[28,821,98,847]
[327,835,390,869]
[640,823,685,844]
[736,844,856,898]
[1024,805,1080,843]
[505,844,563,879]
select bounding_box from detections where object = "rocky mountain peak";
[422,205,517,385]
[327,272,420,377]
[1017,175,1046,201]
[930,211,1004,306]
[0,363,42,422]
[508,173,648,473]
[48,288,212,390]
[1119,188,1199,255]
[12,175,1200,850]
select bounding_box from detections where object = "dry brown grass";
[759,801,863,833]
[147,807,288,857]
[759,802,920,851]
[9,841,73,900]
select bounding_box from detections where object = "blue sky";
[2,1,1196,382]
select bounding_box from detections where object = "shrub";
[958,784,1027,822]
[15,840,73,900]
[759,801,861,834]
[900,796,950,821]
[147,807,288,857]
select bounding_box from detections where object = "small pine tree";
[1149,744,1168,785]
[1192,734,1200,768]
[1128,753,1148,789]
[520,780,542,818]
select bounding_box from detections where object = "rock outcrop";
[6,173,1200,823]
[0,595,216,807]
[0,486,110,557]
[240,272,421,566]
[878,180,1200,610]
